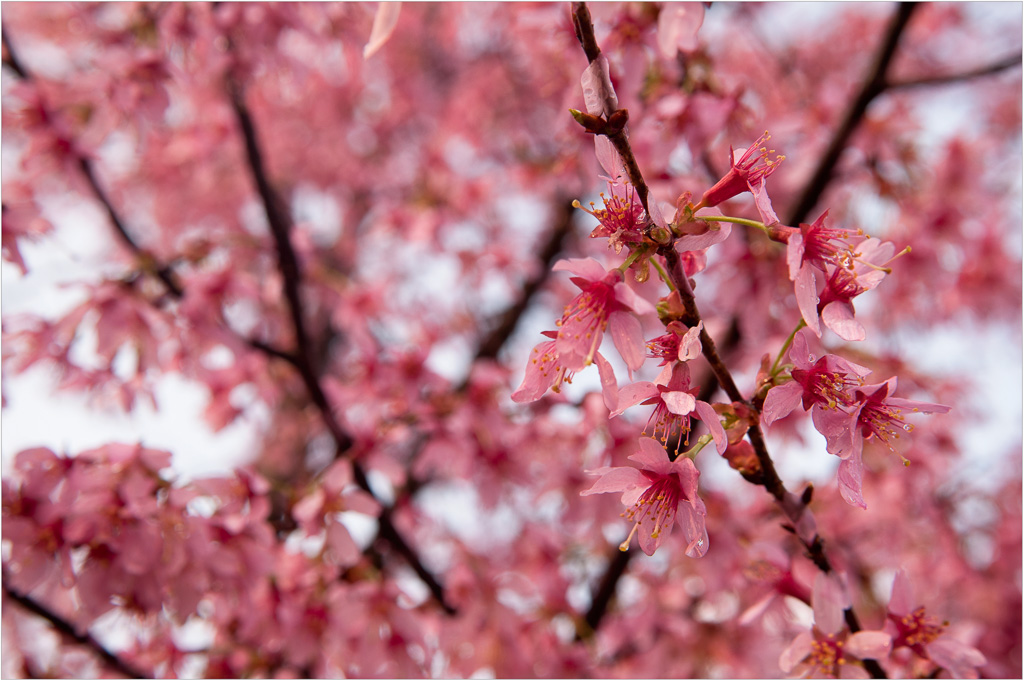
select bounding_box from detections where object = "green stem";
[650,257,676,292]
[618,249,643,274]
[771,319,807,376]
[695,215,769,232]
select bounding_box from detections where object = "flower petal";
[822,301,865,341]
[553,257,607,282]
[695,400,728,454]
[846,631,893,661]
[762,381,803,426]
[609,311,646,374]
[580,466,647,497]
[612,381,659,417]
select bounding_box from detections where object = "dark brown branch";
[3,578,150,679]
[2,25,28,79]
[473,198,576,363]
[579,546,633,638]
[886,51,1022,90]
[225,71,455,614]
[568,9,886,675]
[3,26,185,299]
[785,3,918,227]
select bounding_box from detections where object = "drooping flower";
[612,359,727,457]
[814,238,900,341]
[696,131,784,209]
[779,572,893,678]
[581,437,708,557]
[886,569,986,679]
[511,330,618,410]
[814,377,950,508]
[762,328,871,426]
[553,258,654,373]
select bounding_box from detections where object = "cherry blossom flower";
[814,238,899,340]
[814,377,950,508]
[612,359,727,457]
[762,328,871,426]
[696,131,784,209]
[553,257,654,373]
[646,320,703,366]
[581,437,708,557]
[576,181,647,255]
[886,569,986,678]
[512,330,618,410]
[779,572,892,678]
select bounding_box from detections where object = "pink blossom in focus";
[697,131,784,209]
[552,257,654,373]
[762,328,871,426]
[581,437,708,557]
[612,359,727,456]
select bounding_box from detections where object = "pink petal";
[837,452,867,509]
[663,390,696,416]
[678,499,709,558]
[675,220,732,252]
[553,257,607,283]
[787,232,805,281]
[846,631,893,661]
[363,2,402,59]
[888,568,914,617]
[695,400,728,454]
[779,632,814,673]
[612,381,659,417]
[595,137,626,182]
[751,177,779,227]
[927,636,987,677]
[795,265,821,336]
[580,54,617,116]
[595,352,619,412]
[678,321,703,361]
[629,436,673,472]
[812,405,857,459]
[813,571,850,636]
[613,281,656,315]
[326,520,361,568]
[609,311,646,374]
[822,301,865,341]
[762,381,803,426]
[656,2,704,57]
[580,466,647,496]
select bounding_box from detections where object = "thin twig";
[3,579,150,679]
[886,51,1022,89]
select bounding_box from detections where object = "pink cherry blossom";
[612,359,727,456]
[779,572,892,678]
[762,328,871,426]
[696,131,784,209]
[576,180,647,255]
[646,320,703,366]
[581,437,708,557]
[553,257,654,372]
[887,569,987,678]
[815,377,950,508]
[512,330,618,410]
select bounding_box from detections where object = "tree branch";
[3,578,150,679]
[567,9,887,674]
[886,51,1022,90]
[785,3,918,227]
[224,68,456,615]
